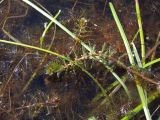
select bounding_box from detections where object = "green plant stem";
[22,0,129,97]
[40,10,61,47]
[136,84,151,120]
[143,58,160,68]
[76,64,106,96]
[135,1,154,118]
[22,25,57,93]
[109,2,152,119]
[132,43,142,67]
[122,91,160,120]
[104,64,130,97]
[22,0,93,52]
[92,74,127,103]
[131,30,139,43]
[93,56,130,97]
[109,2,135,65]
[0,39,69,60]
[135,0,145,66]
[0,39,106,96]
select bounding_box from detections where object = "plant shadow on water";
[0,0,160,120]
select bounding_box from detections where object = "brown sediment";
[0,0,160,120]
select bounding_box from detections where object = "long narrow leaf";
[143,58,160,68]
[22,0,93,52]
[109,2,135,65]
[132,43,142,67]
[40,10,61,47]
[135,0,145,65]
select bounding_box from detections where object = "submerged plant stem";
[22,0,93,52]
[109,2,135,65]
[0,39,106,96]
[0,39,69,61]
[122,91,160,120]
[22,0,129,97]
[135,0,145,66]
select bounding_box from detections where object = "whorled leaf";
[45,61,64,75]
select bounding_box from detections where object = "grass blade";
[109,2,135,65]
[22,0,93,52]
[40,10,61,47]
[122,91,160,120]
[135,0,145,66]
[132,42,142,67]
[0,39,69,61]
[143,58,160,68]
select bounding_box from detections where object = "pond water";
[0,0,160,120]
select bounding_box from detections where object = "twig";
[107,56,159,85]
[21,25,57,94]
[2,0,28,43]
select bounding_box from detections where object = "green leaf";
[143,58,160,68]
[40,36,44,47]
[45,61,64,75]
[88,116,97,120]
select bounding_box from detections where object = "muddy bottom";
[0,0,160,120]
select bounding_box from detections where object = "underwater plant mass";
[0,0,160,119]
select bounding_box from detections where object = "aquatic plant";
[109,1,160,119]
[0,0,159,119]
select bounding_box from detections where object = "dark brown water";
[0,0,159,120]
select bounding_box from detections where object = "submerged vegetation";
[0,0,160,120]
